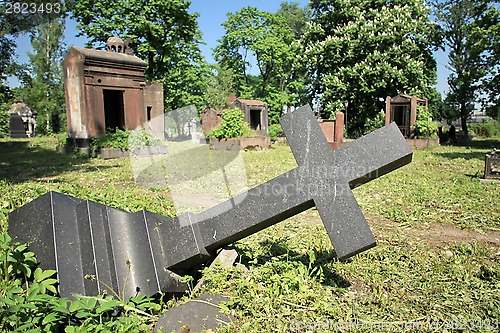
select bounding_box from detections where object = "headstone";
[10,114,27,138]
[8,105,412,299]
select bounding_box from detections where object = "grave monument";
[385,94,428,138]
[8,105,412,299]
[63,36,164,146]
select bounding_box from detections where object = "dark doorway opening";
[250,109,261,130]
[391,105,410,137]
[103,90,125,131]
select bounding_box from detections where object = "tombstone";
[484,149,499,180]
[317,111,344,150]
[449,124,456,141]
[8,105,412,299]
[51,111,61,133]
[201,107,223,134]
[8,101,37,137]
[9,114,27,138]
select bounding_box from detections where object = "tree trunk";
[460,101,468,136]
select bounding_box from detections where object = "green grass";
[1,136,499,332]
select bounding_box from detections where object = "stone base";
[406,137,440,149]
[277,137,344,150]
[98,147,129,159]
[480,178,500,184]
[10,130,28,138]
[57,145,168,159]
[209,136,270,150]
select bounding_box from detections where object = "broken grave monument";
[8,105,412,299]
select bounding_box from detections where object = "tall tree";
[478,4,500,119]
[303,0,438,134]
[17,18,66,134]
[277,1,311,38]
[203,65,236,110]
[214,5,308,123]
[434,0,493,134]
[69,0,208,111]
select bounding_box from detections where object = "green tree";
[0,0,65,115]
[16,18,66,134]
[214,6,307,122]
[433,0,493,134]
[0,86,12,137]
[69,0,209,111]
[477,5,500,120]
[303,0,438,134]
[204,65,236,110]
[426,87,445,120]
[277,1,311,38]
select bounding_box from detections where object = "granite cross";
[8,105,412,299]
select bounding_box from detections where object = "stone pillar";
[385,96,392,125]
[410,96,418,138]
[335,111,344,145]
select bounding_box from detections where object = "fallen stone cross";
[8,105,412,299]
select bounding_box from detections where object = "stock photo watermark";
[289,318,500,332]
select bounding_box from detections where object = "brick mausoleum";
[63,36,164,145]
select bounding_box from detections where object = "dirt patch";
[296,209,500,251]
[365,213,500,250]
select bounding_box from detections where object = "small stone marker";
[8,105,412,299]
[155,294,232,333]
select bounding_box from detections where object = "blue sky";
[10,0,449,95]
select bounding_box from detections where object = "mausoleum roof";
[70,46,148,67]
[234,98,267,106]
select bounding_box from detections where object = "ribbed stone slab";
[8,105,412,299]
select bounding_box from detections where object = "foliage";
[15,18,66,135]
[278,1,312,38]
[414,106,438,139]
[0,1,66,84]
[303,0,438,131]
[69,0,209,111]
[92,129,130,149]
[0,233,165,332]
[203,65,236,110]
[214,5,309,123]
[468,119,500,138]
[363,111,386,135]
[128,128,163,150]
[92,128,162,150]
[268,124,285,142]
[205,107,254,139]
[426,86,445,120]
[479,6,500,119]
[0,88,11,138]
[433,0,494,134]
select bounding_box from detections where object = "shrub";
[92,128,130,149]
[92,128,162,150]
[268,124,284,142]
[363,111,386,134]
[128,128,162,150]
[0,103,10,138]
[0,232,164,332]
[469,120,499,138]
[414,106,438,139]
[206,107,254,139]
